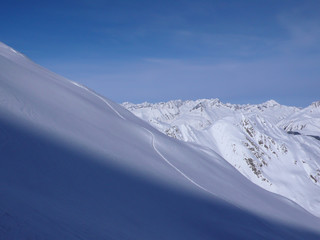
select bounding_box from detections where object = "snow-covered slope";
[280,101,320,137]
[1,42,320,239]
[123,99,320,217]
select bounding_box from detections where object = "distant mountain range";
[123,98,320,217]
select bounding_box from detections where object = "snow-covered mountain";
[123,98,320,217]
[1,42,320,239]
[280,101,320,137]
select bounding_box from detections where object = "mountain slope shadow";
[0,117,319,240]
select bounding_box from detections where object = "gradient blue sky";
[1,0,319,106]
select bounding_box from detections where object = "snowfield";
[1,42,320,239]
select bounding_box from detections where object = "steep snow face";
[1,42,320,239]
[123,99,320,217]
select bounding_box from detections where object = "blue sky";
[1,0,320,106]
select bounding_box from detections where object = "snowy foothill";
[1,42,320,239]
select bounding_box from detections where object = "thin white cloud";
[277,7,320,52]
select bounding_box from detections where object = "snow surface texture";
[1,42,320,239]
[123,98,320,218]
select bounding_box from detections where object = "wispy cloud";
[47,53,318,106]
[277,6,320,54]
[11,0,319,107]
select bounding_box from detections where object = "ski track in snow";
[70,80,214,196]
[143,127,215,196]
[70,81,125,120]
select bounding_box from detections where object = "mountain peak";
[310,101,320,108]
[261,99,279,107]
